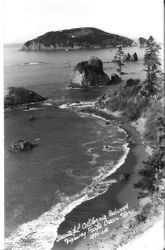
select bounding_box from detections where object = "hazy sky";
[3,0,164,44]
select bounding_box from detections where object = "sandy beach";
[51,109,152,250]
[72,120,148,250]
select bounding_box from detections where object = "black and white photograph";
[2,0,164,249]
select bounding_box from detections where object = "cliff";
[21,27,134,51]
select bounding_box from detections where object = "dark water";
[4,44,144,249]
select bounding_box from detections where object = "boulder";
[69,57,110,88]
[9,140,36,152]
[5,87,46,108]
[110,73,122,84]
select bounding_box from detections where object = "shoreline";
[73,120,149,250]
[52,107,149,250]
[4,104,130,250]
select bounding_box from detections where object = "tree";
[143,36,161,97]
[134,150,165,195]
[114,45,125,75]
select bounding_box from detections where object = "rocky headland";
[21,27,134,51]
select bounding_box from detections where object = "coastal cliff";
[21,27,134,51]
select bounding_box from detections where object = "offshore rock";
[69,57,110,88]
[5,87,46,108]
[130,52,138,61]
[133,52,138,61]
[9,140,35,152]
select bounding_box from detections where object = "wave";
[58,103,69,109]
[21,62,43,66]
[58,101,96,110]
[24,107,45,112]
[5,193,88,250]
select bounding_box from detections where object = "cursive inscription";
[55,203,134,244]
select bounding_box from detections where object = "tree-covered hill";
[21,27,134,51]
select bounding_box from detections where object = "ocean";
[4,44,145,249]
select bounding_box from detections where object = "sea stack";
[69,57,111,88]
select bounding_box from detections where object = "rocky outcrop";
[113,52,138,63]
[9,140,35,152]
[139,37,147,47]
[130,52,138,61]
[21,27,134,51]
[5,87,46,108]
[123,52,138,62]
[124,53,131,61]
[69,57,111,88]
[110,73,122,84]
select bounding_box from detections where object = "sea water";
[4,44,145,249]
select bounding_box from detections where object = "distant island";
[21,27,134,51]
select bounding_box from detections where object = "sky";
[2,0,164,44]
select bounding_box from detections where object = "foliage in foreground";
[143,36,162,97]
[134,149,165,199]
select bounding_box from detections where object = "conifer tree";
[143,36,161,97]
[115,45,125,75]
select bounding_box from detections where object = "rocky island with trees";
[21,27,134,51]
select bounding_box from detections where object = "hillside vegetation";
[22,27,134,51]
